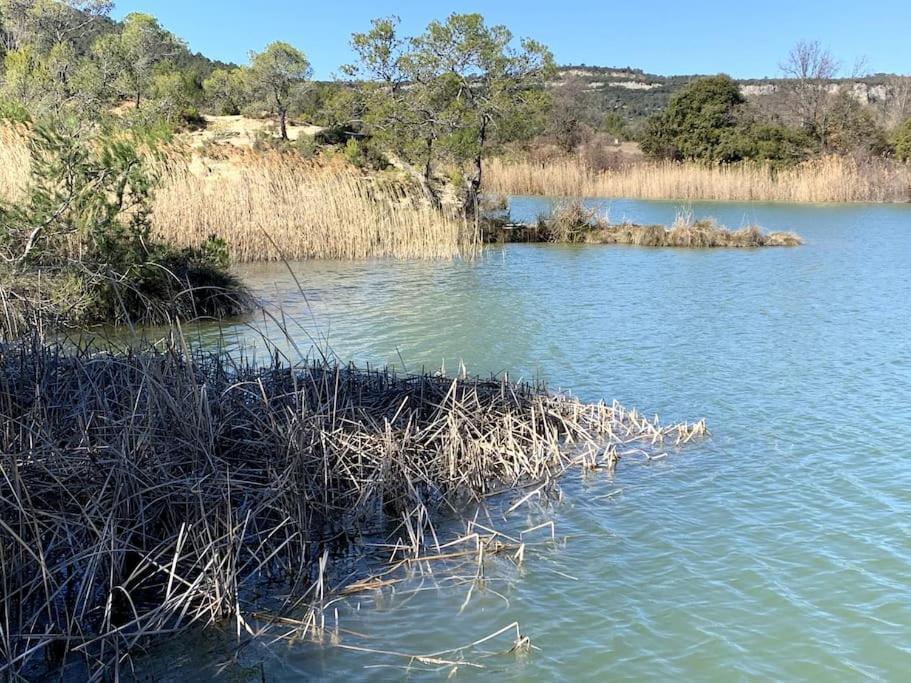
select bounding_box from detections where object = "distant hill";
[552,65,910,127]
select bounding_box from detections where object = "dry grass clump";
[538,200,602,243]
[152,154,478,262]
[0,124,29,203]
[0,338,705,677]
[486,155,911,203]
[532,202,801,247]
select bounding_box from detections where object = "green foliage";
[91,12,183,109]
[600,112,630,140]
[0,120,248,324]
[0,94,31,121]
[0,120,156,265]
[203,67,249,115]
[823,91,889,156]
[893,118,911,162]
[247,41,311,139]
[640,75,745,161]
[346,13,554,214]
[342,136,388,170]
[720,120,816,166]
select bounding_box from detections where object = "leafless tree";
[882,75,911,128]
[779,40,840,137]
[546,76,593,153]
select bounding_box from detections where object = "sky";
[113,1,911,80]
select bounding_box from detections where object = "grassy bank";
[154,154,477,261]
[1,126,478,263]
[0,339,705,677]
[485,155,911,203]
[0,124,253,337]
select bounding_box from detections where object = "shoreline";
[0,338,705,677]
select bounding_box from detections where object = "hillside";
[553,65,911,128]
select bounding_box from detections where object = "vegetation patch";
[488,201,802,247]
[0,338,706,677]
[0,120,252,337]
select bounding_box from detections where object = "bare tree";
[883,75,911,128]
[546,76,592,153]
[779,40,840,138]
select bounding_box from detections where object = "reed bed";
[495,201,802,247]
[0,126,477,262]
[0,125,29,204]
[152,155,478,262]
[0,338,705,677]
[486,155,911,203]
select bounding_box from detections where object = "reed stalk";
[485,155,911,203]
[0,337,704,677]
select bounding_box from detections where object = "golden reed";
[485,155,911,203]
[153,153,477,261]
[1,129,476,262]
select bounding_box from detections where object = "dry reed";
[505,201,803,247]
[0,337,705,677]
[1,126,477,262]
[152,154,478,261]
[0,124,29,204]
[486,155,911,203]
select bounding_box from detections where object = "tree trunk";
[279,109,288,140]
[420,138,442,211]
[462,121,488,218]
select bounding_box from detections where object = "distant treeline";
[1,1,911,207]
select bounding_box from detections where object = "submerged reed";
[486,155,911,203]
[0,338,705,677]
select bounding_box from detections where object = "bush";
[640,75,745,162]
[891,118,911,162]
[722,122,816,167]
[0,120,251,332]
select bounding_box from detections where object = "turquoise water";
[162,199,911,680]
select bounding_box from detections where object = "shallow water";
[156,198,911,680]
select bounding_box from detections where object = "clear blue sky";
[113,0,910,79]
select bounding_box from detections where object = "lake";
[153,198,911,680]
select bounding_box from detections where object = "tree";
[823,90,888,156]
[893,118,911,161]
[92,12,182,109]
[150,70,197,124]
[601,111,630,141]
[347,14,554,216]
[779,40,839,139]
[248,42,310,140]
[344,16,447,208]
[1,45,51,107]
[640,75,745,161]
[546,76,592,153]
[0,0,112,53]
[203,67,248,115]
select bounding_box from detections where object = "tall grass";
[0,124,29,203]
[486,155,911,203]
[0,337,705,676]
[1,126,477,262]
[153,155,477,261]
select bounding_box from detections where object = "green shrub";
[891,118,911,162]
[0,120,250,330]
[0,97,32,124]
[640,75,744,162]
[722,123,816,167]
